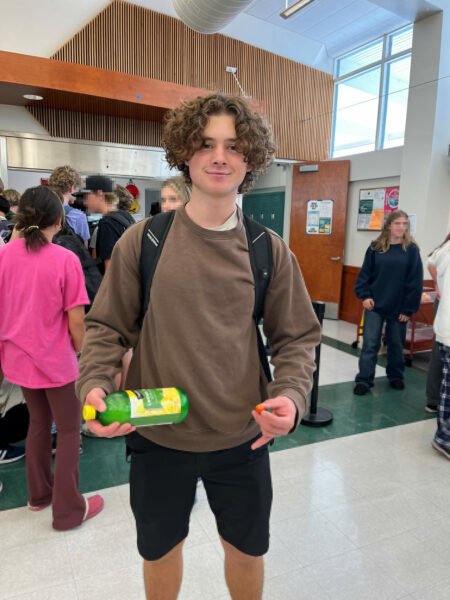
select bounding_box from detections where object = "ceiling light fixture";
[280,0,315,19]
[22,94,43,101]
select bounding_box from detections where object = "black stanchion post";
[301,301,334,427]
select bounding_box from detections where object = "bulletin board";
[357,186,399,231]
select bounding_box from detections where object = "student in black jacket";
[83,175,135,273]
[354,210,423,395]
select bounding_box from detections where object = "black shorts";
[126,432,273,561]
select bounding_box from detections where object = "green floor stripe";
[0,343,434,511]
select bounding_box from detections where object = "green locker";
[242,191,285,237]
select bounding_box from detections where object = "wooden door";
[289,160,350,318]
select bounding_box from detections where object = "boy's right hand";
[84,387,136,438]
[362,298,374,310]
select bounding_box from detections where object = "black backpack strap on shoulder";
[243,214,273,382]
[139,211,176,326]
[105,211,133,229]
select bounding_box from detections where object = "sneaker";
[83,494,104,522]
[390,379,405,390]
[27,500,51,512]
[353,383,369,396]
[81,422,98,438]
[0,445,25,464]
[425,404,437,414]
[432,440,450,460]
[51,433,83,455]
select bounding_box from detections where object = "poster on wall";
[306,199,333,234]
[357,186,399,231]
[384,187,400,214]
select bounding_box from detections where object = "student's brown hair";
[161,176,190,205]
[162,94,276,193]
[115,184,134,212]
[14,186,64,252]
[48,165,82,195]
[372,210,418,253]
[3,189,21,207]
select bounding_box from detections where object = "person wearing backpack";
[48,166,90,246]
[76,93,320,600]
[83,175,135,273]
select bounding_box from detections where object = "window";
[331,25,413,157]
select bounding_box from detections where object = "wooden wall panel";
[339,266,361,324]
[31,0,333,156]
[27,105,163,146]
[339,267,436,325]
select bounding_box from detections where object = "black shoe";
[353,383,369,395]
[0,445,25,464]
[432,440,450,460]
[425,404,437,414]
[390,379,405,390]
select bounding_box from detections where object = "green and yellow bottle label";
[126,388,182,418]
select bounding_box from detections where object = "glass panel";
[336,39,383,77]
[381,55,411,148]
[388,25,413,56]
[331,66,381,157]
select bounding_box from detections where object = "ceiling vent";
[171,0,253,34]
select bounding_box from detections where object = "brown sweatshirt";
[76,206,321,452]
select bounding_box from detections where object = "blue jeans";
[355,309,407,388]
[435,343,450,448]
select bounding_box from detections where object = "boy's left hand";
[251,396,297,450]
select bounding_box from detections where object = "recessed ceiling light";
[280,0,315,19]
[22,94,43,101]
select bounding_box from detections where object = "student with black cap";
[83,175,134,273]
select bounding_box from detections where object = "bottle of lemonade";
[83,387,188,427]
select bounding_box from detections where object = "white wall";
[0,105,47,136]
[345,175,401,267]
[332,147,403,267]
[339,12,450,271]
[399,11,450,264]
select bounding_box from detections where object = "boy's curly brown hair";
[48,165,82,196]
[162,94,276,194]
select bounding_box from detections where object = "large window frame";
[330,25,413,157]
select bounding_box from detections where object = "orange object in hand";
[255,404,265,414]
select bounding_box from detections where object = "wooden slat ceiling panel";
[28,105,164,147]
[33,0,333,160]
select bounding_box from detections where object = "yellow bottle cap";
[83,405,97,421]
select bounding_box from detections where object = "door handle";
[330,256,341,261]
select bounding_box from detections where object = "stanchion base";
[301,407,333,428]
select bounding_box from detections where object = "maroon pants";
[21,382,86,530]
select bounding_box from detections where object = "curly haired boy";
[77,93,319,600]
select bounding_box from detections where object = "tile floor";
[1,320,447,600]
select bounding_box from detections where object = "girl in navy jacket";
[354,210,423,395]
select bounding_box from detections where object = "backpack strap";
[139,211,176,325]
[138,211,274,382]
[63,204,73,215]
[104,211,133,229]
[243,214,273,382]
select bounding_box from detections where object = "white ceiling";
[0,0,447,74]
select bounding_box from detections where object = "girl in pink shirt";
[0,186,103,530]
